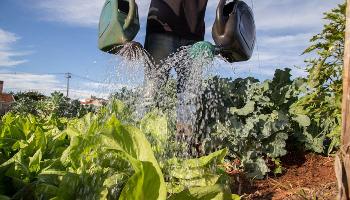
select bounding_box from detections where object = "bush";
[201,69,310,178]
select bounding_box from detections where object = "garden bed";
[241,152,337,200]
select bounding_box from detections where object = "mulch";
[234,152,338,200]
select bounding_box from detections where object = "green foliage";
[168,184,235,200]
[0,113,69,199]
[0,100,233,200]
[109,87,140,113]
[293,2,346,154]
[59,112,167,200]
[13,91,47,102]
[11,91,48,116]
[203,69,308,179]
[195,76,259,138]
[11,91,97,118]
[165,149,228,194]
[303,3,345,90]
[140,111,170,159]
[139,111,233,199]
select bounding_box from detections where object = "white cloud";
[259,33,313,48]
[0,73,60,93]
[82,82,130,90]
[0,29,19,50]
[36,0,105,27]
[0,29,29,67]
[0,72,113,99]
[31,0,342,79]
[66,88,110,100]
[33,0,343,34]
[34,0,151,27]
[219,0,343,78]
[252,0,343,31]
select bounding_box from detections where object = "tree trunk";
[336,0,350,199]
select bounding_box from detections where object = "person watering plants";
[98,0,256,146]
[143,0,210,139]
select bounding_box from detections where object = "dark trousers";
[144,33,197,94]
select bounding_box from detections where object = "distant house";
[0,81,15,115]
[80,96,107,107]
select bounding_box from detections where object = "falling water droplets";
[91,41,238,192]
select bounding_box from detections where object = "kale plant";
[203,69,308,179]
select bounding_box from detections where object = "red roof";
[80,98,107,106]
[0,93,15,103]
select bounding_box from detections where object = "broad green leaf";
[140,111,169,145]
[230,101,255,116]
[167,149,227,179]
[166,149,228,194]
[232,194,241,200]
[59,114,166,200]
[29,149,42,173]
[0,150,25,169]
[168,184,234,200]
[35,183,59,199]
[104,116,167,200]
[119,160,164,200]
[0,195,11,200]
[241,152,269,179]
[167,174,221,194]
[293,115,311,127]
[56,173,81,199]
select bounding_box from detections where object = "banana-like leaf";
[168,184,237,200]
[59,114,167,200]
[165,149,228,194]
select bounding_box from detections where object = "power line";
[0,71,105,84]
[70,73,105,84]
[1,71,109,98]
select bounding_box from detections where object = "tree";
[292,2,346,154]
[13,91,46,101]
[11,91,47,115]
[11,91,97,118]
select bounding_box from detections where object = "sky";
[0,0,344,99]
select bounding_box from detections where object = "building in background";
[80,96,107,107]
[0,81,15,115]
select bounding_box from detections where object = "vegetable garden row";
[0,2,346,200]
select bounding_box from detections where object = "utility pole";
[65,72,72,98]
[336,0,350,199]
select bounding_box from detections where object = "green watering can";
[98,0,140,53]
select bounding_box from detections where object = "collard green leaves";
[205,69,311,179]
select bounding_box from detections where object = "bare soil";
[239,152,337,200]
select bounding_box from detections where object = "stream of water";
[102,41,231,159]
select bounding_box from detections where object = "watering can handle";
[216,0,227,34]
[215,0,239,34]
[123,0,136,29]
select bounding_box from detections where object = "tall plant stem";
[336,1,350,199]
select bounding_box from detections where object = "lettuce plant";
[0,101,236,200]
